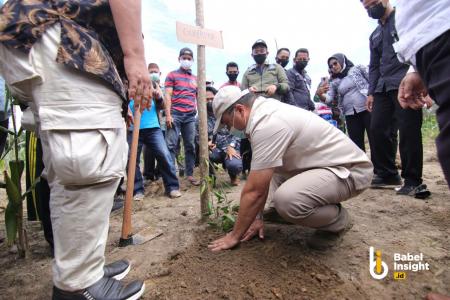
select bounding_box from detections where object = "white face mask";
[230,109,247,139]
[150,72,160,82]
[180,59,193,69]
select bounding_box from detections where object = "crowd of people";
[0,0,449,299]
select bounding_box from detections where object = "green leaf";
[200,181,207,195]
[213,191,224,200]
[21,176,41,200]
[4,170,21,207]
[0,126,15,136]
[9,160,24,190]
[5,202,17,246]
[223,213,236,223]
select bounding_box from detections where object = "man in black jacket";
[361,0,425,195]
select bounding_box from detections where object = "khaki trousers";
[268,168,360,232]
[0,24,127,290]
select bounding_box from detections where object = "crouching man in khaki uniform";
[208,86,373,252]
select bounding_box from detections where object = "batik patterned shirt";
[0,0,126,100]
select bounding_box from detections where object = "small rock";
[301,287,307,293]
[181,210,188,216]
[154,268,171,277]
[315,273,329,282]
[280,261,288,269]
[271,287,283,299]
[180,281,187,288]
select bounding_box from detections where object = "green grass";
[422,111,439,143]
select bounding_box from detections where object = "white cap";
[212,86,249,134]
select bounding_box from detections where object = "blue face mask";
[150,72,160,82]
[230,110,247,139]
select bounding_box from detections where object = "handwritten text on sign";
[176,21,224,49]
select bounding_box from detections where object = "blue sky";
[142,0,397,89]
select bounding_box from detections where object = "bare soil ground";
[0,142,449,300]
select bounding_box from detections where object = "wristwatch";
[230,142,236,148]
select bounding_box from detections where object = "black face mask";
[207,102,214,114]
[367,2,386,19]
[276,58,289,68]
[253,54,267,65]
[227,73,238,82]
[295,61,308,72]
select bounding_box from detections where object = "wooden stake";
[196,0,211,219]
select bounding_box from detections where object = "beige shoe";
[169,190,182,198]
[307,205,353,251]
[133,193,144,201]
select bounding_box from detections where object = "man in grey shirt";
[286,48,315,111]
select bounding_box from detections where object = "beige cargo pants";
[0,24,127,291]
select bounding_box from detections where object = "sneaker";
[307,206,353,251]
[111,200,124,213]
[169,190,182,198]
[133,193,144,201]
[396,183,431,199]
[187,176,200,186]
[52,276,145,300]
[371,174,402,188]
[104,260,131,280]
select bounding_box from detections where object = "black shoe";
[52,277,144,300]
[111,199,123,212]
[371,174,402,188]
[396,183,431,199]
[104,260,131,280]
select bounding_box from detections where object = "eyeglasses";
[329,61,339,68]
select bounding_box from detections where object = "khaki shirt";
[246,97,373,190]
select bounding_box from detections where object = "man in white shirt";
[394,0,450,189]
[208,86,373,252]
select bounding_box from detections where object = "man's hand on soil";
[208,233,240,252]
[241,219,264,242]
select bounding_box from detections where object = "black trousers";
[371,89,423,186]
[240,138,252,173]
[346,110,373,153]
[0,119,8,157]
[417,29,450,188]
[25,131,53,249]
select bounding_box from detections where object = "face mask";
[180,59,193,69]
[367,2,386,19]
[230,110,247,139]
[227,73,238,82]
[253,54,267,65]
[295,61,308,71]
[276,58,289,68]
[207,102,213,114]
[150,73,160,82]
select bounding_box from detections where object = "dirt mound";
[146,228,368,300]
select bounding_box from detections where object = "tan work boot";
[307,205,352,251]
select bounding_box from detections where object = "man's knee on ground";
[226,159,242,175]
